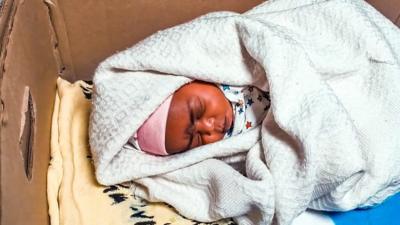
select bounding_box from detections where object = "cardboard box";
[0,0,398,224]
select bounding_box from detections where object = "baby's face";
[165,81,233,154]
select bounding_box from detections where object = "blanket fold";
[89,0,400,224]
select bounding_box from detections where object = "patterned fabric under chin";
[218,84,270,138]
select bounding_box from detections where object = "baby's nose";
[196,117,216,135]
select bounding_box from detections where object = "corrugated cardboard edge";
[0,0,19,221]
[0,0,18,80]
[43,0,76,81]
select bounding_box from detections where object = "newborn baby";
[128,81,270,155]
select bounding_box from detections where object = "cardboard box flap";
[48,0,264,81]
[0,0,59,224]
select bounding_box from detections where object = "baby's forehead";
[173,81,228,99]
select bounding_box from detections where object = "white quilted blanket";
[89,0,400,224]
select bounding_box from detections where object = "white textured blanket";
[89,0,400,224]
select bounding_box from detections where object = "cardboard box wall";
[0,0,398,224]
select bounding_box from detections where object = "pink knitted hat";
[136,95,173,156]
